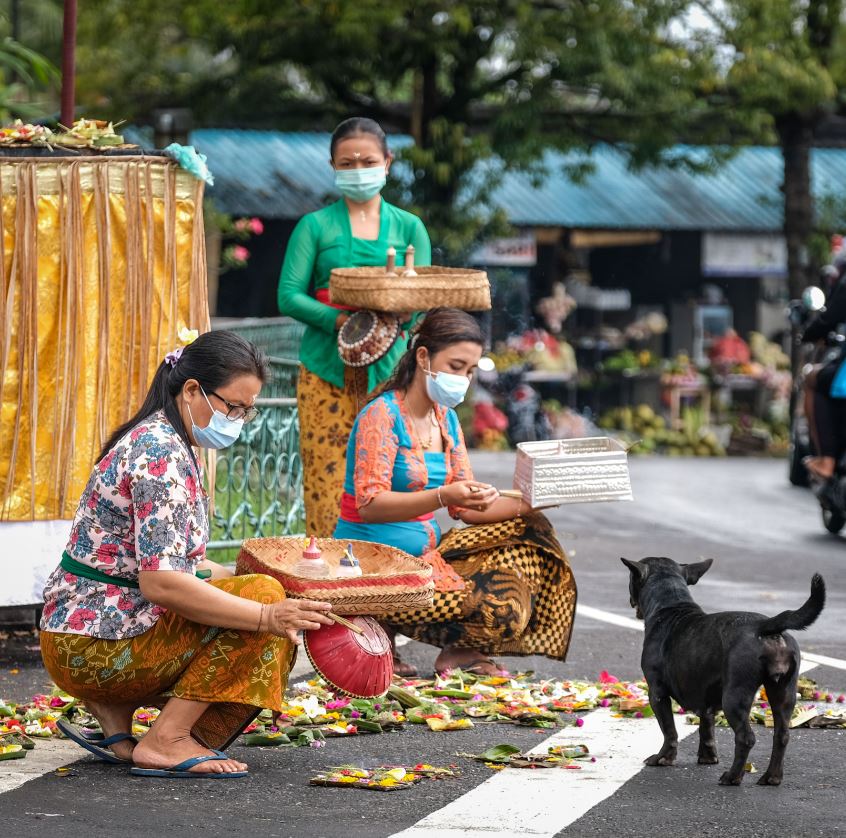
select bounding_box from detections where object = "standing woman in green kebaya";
[278,118,431,536]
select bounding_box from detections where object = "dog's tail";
[759,574,826,635]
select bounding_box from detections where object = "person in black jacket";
[802,271,846,480]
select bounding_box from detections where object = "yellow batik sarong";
[39,574,293,750]
[297,363,370,537]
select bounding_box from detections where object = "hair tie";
[164,347,184,367]
[163,326,199,367]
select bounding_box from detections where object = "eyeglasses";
[206,390,260,423]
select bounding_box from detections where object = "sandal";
[56,718,136,765]
[129,749,248,779]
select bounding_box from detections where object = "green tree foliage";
[63,0,721,259]
[691,0,846,296]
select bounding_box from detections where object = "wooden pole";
[60,0,78,127]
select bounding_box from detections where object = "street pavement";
[1,455,844,837]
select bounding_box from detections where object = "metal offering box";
[513,437,634,507]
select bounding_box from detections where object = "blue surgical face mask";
[188,389,244,450]
[424,364,471,409]
[334,165,387,203]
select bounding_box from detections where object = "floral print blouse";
[40,411,209,640]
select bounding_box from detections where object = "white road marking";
[0,739,80,794]
[803,651,846,671]
[390,708,699,838]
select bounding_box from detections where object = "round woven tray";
[235,536,434,616]
[329,266,491,312]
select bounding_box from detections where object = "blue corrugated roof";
[175,129,846,232]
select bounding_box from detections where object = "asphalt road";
[1,455,844,837]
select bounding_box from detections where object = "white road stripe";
[389,708,699,838]
[0,740,80,795]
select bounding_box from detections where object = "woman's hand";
[441,480,499,512]
[335,312,350,331]
[263,599,335,645]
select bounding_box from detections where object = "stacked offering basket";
[331,246,491,366]
[235,536,434,615]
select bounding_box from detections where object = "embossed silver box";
[513,437,634,507]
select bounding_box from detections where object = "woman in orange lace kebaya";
[334,309,577,677]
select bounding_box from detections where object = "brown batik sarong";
[384,512,577,661]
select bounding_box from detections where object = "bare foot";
[434,647,506,677]
[83,700,139,761]
[804,456,835,480]
[133,731,247,775]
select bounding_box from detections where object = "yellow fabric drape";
[0,156,209,521]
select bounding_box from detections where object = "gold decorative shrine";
[0,155,209,520]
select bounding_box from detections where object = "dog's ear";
[620,557,647,580]
[682,558,713,586]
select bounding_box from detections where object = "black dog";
[621,556,825,786]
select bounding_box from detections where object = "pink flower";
[130,425,148,441]
[575,717,585,727]
[598,670,619,685]
[67,608,96,631]
[232,245,250,263]
[99,451,116,473]
[249,217,264,235]
[87,491,101,510]
[141,556,161,572]
[117,474,133,499]
[98,543,119,565]
[148,457,168,477]
[136,501,153,519]
[234,218,248,232]
[185,475,197,501]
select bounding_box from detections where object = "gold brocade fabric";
[0,157,209,520]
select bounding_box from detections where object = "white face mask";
[187,389,244,449]
[424,364,471,408]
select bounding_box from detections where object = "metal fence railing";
[208,319,305,558]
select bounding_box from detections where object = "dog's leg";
[757,673,797,787]
[697,709,719,765]
[644,689,678,767]
[719,687,757,786]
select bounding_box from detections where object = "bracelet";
[517,498,523,517]
[436,487,445,509]
[257,603,266,633]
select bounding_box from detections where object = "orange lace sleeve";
[353,397,399,508]
[443,408,474,519]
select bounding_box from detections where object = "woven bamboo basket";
[235,536,434,615]
[329,265,491,312]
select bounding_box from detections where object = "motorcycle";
[786,285,827,487]
[788,284,846,533]
[484,363,552,445]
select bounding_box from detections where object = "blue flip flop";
[129,749,249,779]
[56,718,137,765]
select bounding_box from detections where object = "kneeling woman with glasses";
[39,330,334,779]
